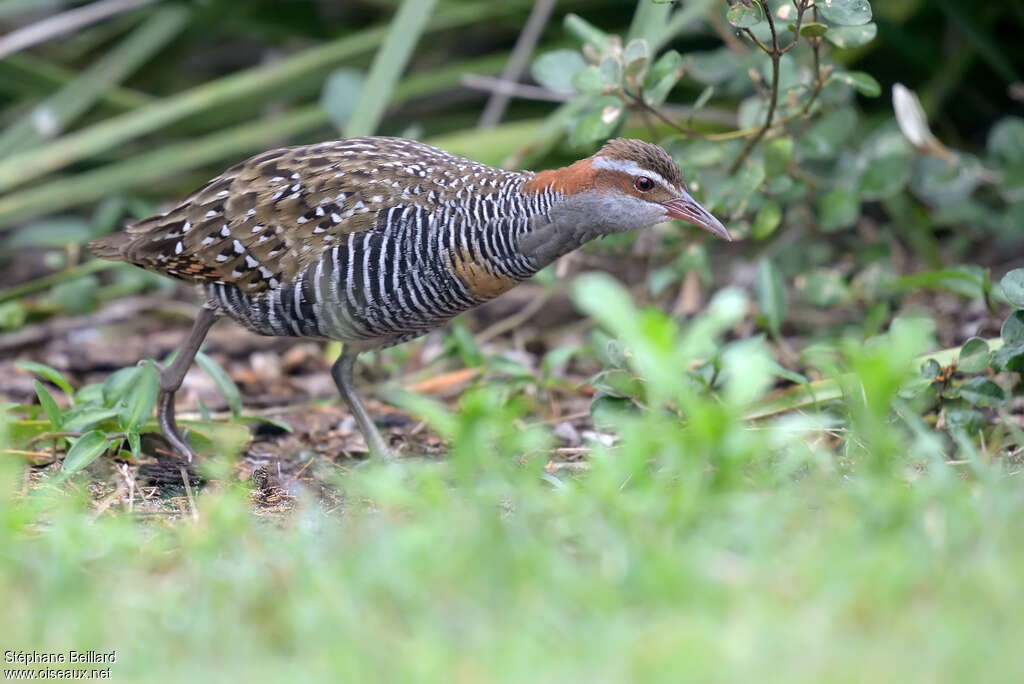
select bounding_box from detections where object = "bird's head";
[526,138,731,241]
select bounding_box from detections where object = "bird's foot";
[156,389,197,462]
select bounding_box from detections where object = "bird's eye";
[634,176,655,192]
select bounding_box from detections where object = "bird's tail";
[88,233,130,261]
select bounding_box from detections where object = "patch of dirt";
[3,286,601,516]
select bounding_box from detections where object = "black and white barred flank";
[206,180,562,348]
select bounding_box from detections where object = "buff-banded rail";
[90,136,731,461]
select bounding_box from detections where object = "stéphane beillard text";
[4,651,116,665]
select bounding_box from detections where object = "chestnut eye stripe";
[591,156,680,195]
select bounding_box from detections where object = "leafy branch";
[611,0,828,158]
[728,0,820,172]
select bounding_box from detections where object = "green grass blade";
[0,5,189,157]
[0,259,119,302]
[431,118,551,168]
[0,30,384,195]
[195,351,242,419]
[345,0,438,137]
[0,0,68,20]
[627,0,672,45]
[0,52,152,110]
[658,0,712,51]
[0,53,510,228]
[0,1,530,196]
[0,107,326,229]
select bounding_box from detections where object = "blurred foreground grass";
[4,283,1024,682]
[3,406,1023,682]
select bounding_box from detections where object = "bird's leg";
[157,306,218,462]
[331,348,393,461]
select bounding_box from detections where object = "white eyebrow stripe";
[591,155,678,193]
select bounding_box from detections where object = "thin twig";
[623,89,704,138]
[729,0,783,173]
[780,0,808,54]
[708,4,750,55]
[545,460,590,473]
[622,88,768,142]
[180,466,199,522]
[118,462,136,513]
[797,6,825,118]
[478,0,557,128]
[27,431,83,448]
[3,448,55,459]
[462,74,573,103]
[0,0,156,60]
[723,1,829,172]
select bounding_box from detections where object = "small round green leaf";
[992,343,1024,373]
[831,70,881,97]
[571,100,624,146]
[818,0,872,26]
[825,22,877,48]
[799,22,829,37]
[858,154,912,200]
[798,107,857,159]
[572,65,606,95]
[911,155,984,207]
[987,117,1024,166]
[958,377,1005,408]
[623,38,649,64]
[957,337,991,373]
[1001,310,1024,346]
[726,2,763,28]
[531,49,586,92]
[599,55,623,87]
[999,269,1024,307]
[622,39,649,82]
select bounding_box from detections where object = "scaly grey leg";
[157,306,218,462]
[331,349,393,461]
